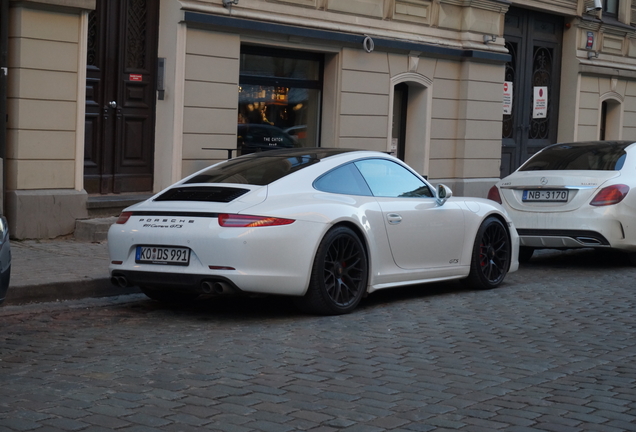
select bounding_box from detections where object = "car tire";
[464,216,511,290]
[141,287,199,304]
[294,226,368,315]
[519,246,535,263]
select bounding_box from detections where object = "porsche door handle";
[387,213,402,225]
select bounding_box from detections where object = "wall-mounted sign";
[503,81,513,115]
[586,31,594,50]
[129,74,143,81]
[533,86,548,119]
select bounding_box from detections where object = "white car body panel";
[109,149,519,302]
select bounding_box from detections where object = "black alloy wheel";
[295,226,368,315]
[465,217,511,289]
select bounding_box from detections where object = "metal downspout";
[0,0,7,215]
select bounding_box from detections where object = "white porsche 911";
[488,141,636,263]
[109,148,519,315]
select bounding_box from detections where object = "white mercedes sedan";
[488,141,636,263]
[109,148,519,315]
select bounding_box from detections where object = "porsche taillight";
[590,184,630,206]
[218,214,295,227]
[487,186,502,204]
[116,211,133,224]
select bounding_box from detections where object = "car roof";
[542,141,636,151]
[180,148,389,187]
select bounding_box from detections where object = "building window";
[238,46,323,155]
[604,0,619,18]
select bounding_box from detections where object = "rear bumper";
[517,229,610,249]
[110,270,242,295]
[505,202,636,251]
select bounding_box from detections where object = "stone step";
[87,193,153,218]
[74,217,118,243]
[75,194,152,242]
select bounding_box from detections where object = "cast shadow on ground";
[126,247,633,320]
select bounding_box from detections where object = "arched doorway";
[600,98,622,141]
[390,75,432,177]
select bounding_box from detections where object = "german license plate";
[522,189,569,202]
[135,246,190,266]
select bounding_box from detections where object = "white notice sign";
[390,138,398,157]
[503,81,513,115]
[533,86,548,119]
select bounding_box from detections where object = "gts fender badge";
[449,259,459,264]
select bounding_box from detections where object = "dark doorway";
[392,83,408,161]
[84,0,159,194]
[501,7,563,177]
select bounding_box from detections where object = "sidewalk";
[4,238,139,306]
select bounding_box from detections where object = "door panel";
[377,199,465,270]
[84,0,158,194]
[501,7,563,177]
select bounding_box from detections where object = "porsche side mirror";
[437,184,452,206]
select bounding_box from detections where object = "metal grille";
[87,10,97,66]
[529,46,553,140]
[502,41,517,140]
[126,0,147,70]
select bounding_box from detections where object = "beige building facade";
[4,0,636,239]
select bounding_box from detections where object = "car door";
[354,159,465,270]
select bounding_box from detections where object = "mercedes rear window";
[519,142,630,171]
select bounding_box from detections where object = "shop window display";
[238,47,323,154]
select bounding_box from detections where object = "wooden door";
[84,0,159,194]
[501,7,563,177]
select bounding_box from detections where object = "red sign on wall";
[129,74,143,82]
[586,32,594,50]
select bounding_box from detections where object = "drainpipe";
[0,0,7,215]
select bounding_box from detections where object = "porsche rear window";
[520,142,630,171]
[184,150,347,186]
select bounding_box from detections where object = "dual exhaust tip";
[111,275,233,295]
[111,275,130,288]
[200,280,233,295]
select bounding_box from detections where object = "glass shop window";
[238,46,323,155]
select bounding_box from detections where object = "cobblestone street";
[1,249,635,432]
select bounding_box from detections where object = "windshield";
[519,142,631,171]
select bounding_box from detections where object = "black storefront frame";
[238,45,325,150]
[184,12,510,64]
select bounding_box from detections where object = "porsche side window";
[354,159,433,198]
[313,163,372,196]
